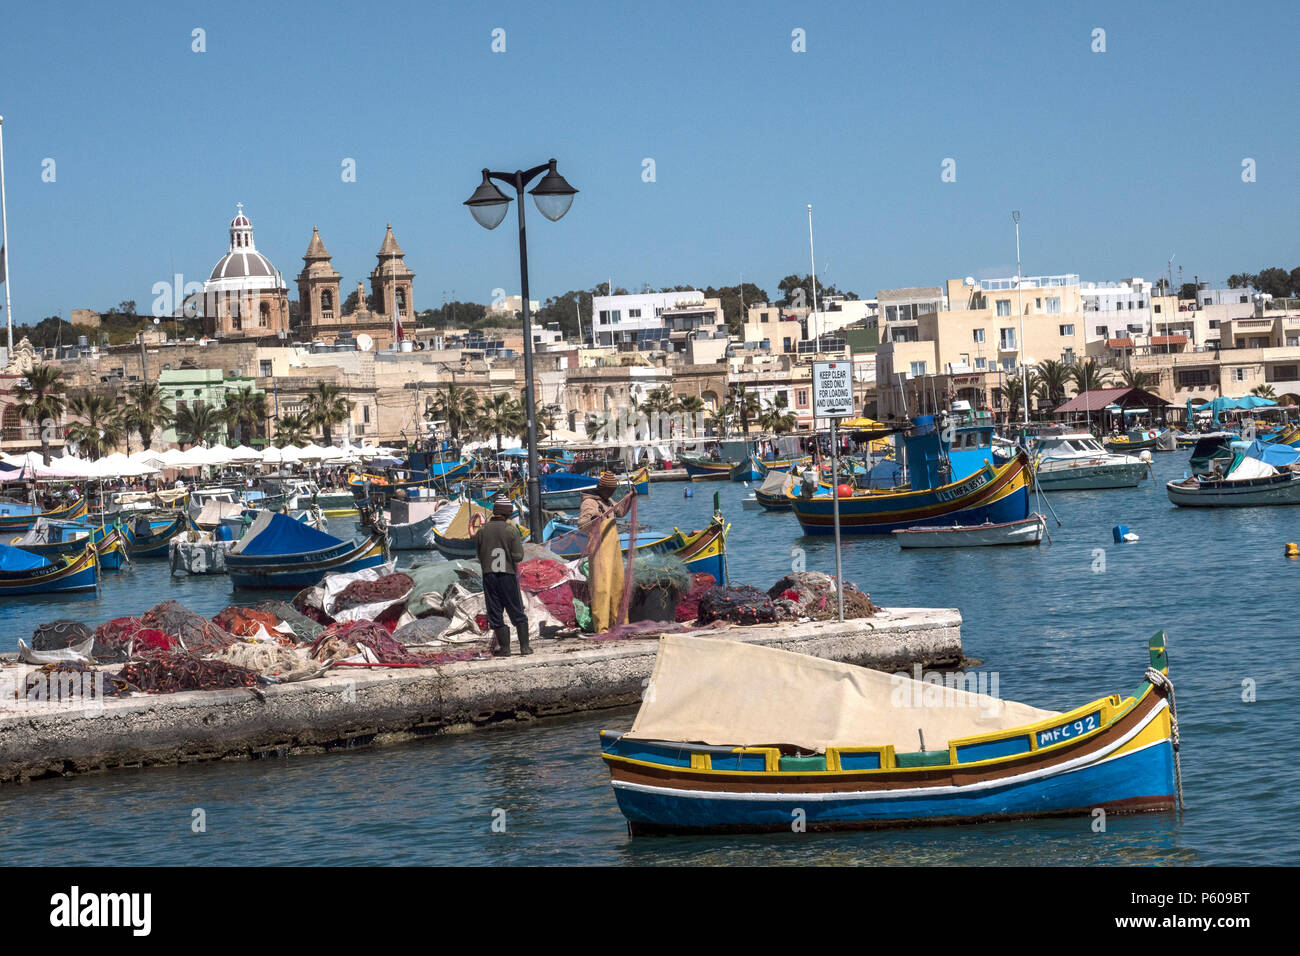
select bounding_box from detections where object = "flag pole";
[0,115,13,352]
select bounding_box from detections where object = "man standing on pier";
[476,495,530,656]
[579,472,633,633]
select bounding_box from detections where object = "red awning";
[1107,338,1134,349]
[1151,335,1187,346]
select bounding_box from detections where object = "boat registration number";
[1036,711,1101,748]
[935,471,990,502]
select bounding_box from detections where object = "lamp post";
[465,159,578,540]
[1012,210,1028,429]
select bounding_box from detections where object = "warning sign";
[811,361,854,418]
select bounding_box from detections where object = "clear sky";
[0,0,1296,323]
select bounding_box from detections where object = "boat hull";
[227,535,387,589]
[0,547,99,596]
[1167,471,1300,507]
[792,454,1031,535]
[681,456,736,481]
[893,513,1046,548]
[1033,460,1148,491]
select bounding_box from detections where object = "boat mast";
[0,115,13,351]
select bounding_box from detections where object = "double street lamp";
[465,159,578,541]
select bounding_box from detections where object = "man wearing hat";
[578,472,634,633]
[475,495,530,656]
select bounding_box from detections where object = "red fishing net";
[116,653,262,693]
[142,601,238,656]
[517,559,568,593]
[674,572,716,623]
[335,572,414,611]
[309,620,428,665]
[534,581,577,627]
[213,606,289,642]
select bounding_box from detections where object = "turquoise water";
[2,454,1294,865]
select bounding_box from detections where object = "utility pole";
[1013,211,1028,429]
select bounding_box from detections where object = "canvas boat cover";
[625,634,1059,754]
[757,470,794,497]
[1226,455,1278,481]
[1243,439,1300,469]
[0,544,53,572]
[442,499,491,540]
[196,500,247,526]
[231,510,345,557]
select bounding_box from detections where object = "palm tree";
[14,363,67,465]
[1069,358,1111,396]
[1032,359,1073,410]
[222,386,267,446]
[124,381,173,451]
[758,394,797,434]
[274,412,311,448]
[477,392,525,451]
[644,386,676,415]
[65,390,127,460]
[175,401,223,448]
[730,384,762,438]
[676,395,705,415]
[1001,377,1026,423]
[706,402,735,438]
[427,381,480,442]
[1251,384,1278,399]
[304,382,351,445]
[1119,367,1156,390]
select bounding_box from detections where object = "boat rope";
[1145,667,1184,814]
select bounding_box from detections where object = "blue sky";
[0,0,1296,322]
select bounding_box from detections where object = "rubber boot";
[491,626,511,657]
[517,626,533,656]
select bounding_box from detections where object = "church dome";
[209,249,276,280]
[203,203,287,292]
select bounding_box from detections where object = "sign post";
[811,359,855,623]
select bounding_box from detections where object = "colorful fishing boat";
[0,496,88,534]
[226,511,387,589]
[629,466,650,496]
[349,462,472,503]
[544,515,728,585]
[892,512,1047,548]
[0,543,99,596]
[680,454,737,481]
[125,512,188,558]
[754,470,797,512]
[94,524,131,571]
[1104,427,1159,454]
[748,455,813,480]
[537,471,636,511]
[792,452,1031,535]
[432,498,534,559]
[600,631,1179,833]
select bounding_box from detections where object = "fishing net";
[335,572,414,611]
[534,581,577,627]
[213,606,291,643]
[767,571,879,621]
[309,620,427,665]
[392,616,452,645]
[216,642,324,683]
[141,601,238,656]
[32,620,93,651]
[24,661,131,698]
[674,572,716,624]
[116,653,262,693]
[255,600,324,644]
[580,492,638,633]
[517,559,569,592]
[695,585,777,626]
[92,617,147,663]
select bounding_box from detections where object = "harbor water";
[2,452,1294,865]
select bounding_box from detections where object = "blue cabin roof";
[901,417,1000,491]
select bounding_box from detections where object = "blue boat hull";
[610,739,1174,831]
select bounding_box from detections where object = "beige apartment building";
[876,275,1095,420]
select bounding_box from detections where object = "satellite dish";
[356,333,374,351]
[964,276,976,286]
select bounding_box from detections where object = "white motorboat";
[1167,457,1300,507]
[892,512,1047,548]
[1031,432,1149,490]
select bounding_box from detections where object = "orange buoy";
[836,483,854,498]
[1287,542,1298,557]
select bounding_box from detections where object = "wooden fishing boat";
[600,631,1180,834]
[629,466,650,496]
[125,512,188,558]
[538,472,635,511]
[1104,428,1158,453]
[1167,466,1300,507]
[791,453,1031,535]
[0,496,88,533]
[680,454,737,481]
[0,544,99,596]
[8,518,95,559]
[95,524,130,571]
[754,470,798,512]
[432,499,495,560]
[750,455,813,480]
[892,512,1047,548]
[349,462,471,503]
[226,511,387,589]
[544,516,728,585]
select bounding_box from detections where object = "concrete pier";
[0,607,960,785]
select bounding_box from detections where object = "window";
[1203,298,1212,306]
[1062,348,1075,364]
[1095,326,1107,336]
[975,357,986,370]
[1209,320,1220,330]
[1269,365,1298,380]
[1232,368,1246,382]
[1045,297,1062,314]
[1059,324,1075,336]
[1154,304,1161,314]
[796,389,808,405]
[783,337,793,352]
[760,312,770,323]
[973,328,985,343]
[909,361,927,377]
[321,290,334,319]
[996,299,1011,317]
[628,309,642,318]
[363,405,371,423]
[259,360,272,377]
[1035,298,1042,310]
[1000,328,1016,350]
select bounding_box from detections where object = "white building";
[591,290,724,350]
[1078,277,1154,343]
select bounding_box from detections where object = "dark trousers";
[483,572,528,632]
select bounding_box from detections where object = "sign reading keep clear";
[812,360,854,418]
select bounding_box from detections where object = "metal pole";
[0,115,13,352]
[831,416,844,623]
[514,174,542,541]
[808,205,819,343]
[1014,212,1027,428]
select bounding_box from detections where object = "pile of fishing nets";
[115,652,262,693]
[334,571,414,611]
[216,642,325,683]
[694,585,777,626]
[213,606,295,644]
[23,660,131,698]
[517,557,581,628]
[767,571,879,621]
[31,620,92,651]
[674,573,716,624]
[255,601,325,644]
[142,601,238,656]
[91,617,180,661]
[309,620,430,665]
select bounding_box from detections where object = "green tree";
[426,381,481,441]
[1251,384,1277,399]
[223,385,268,446]
[304,382,351,445]
[175,401,223,448]
[703,283,771,335]
[1255,267,1294,299]
[65,390,126,459]
[758,393,797,434]
[124,381,174,451]
[477,392,525,451]
[1118,367,1156,390]
[777,274,858,309]
[14,363,68,465]
[1069,358,1112,395]
[706,402,734,438]
[729,384,762,438]
[1032,359,1072,410]
[1001,377,1026,422]
[1178,283,1198,301]
[274,412,311,448]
